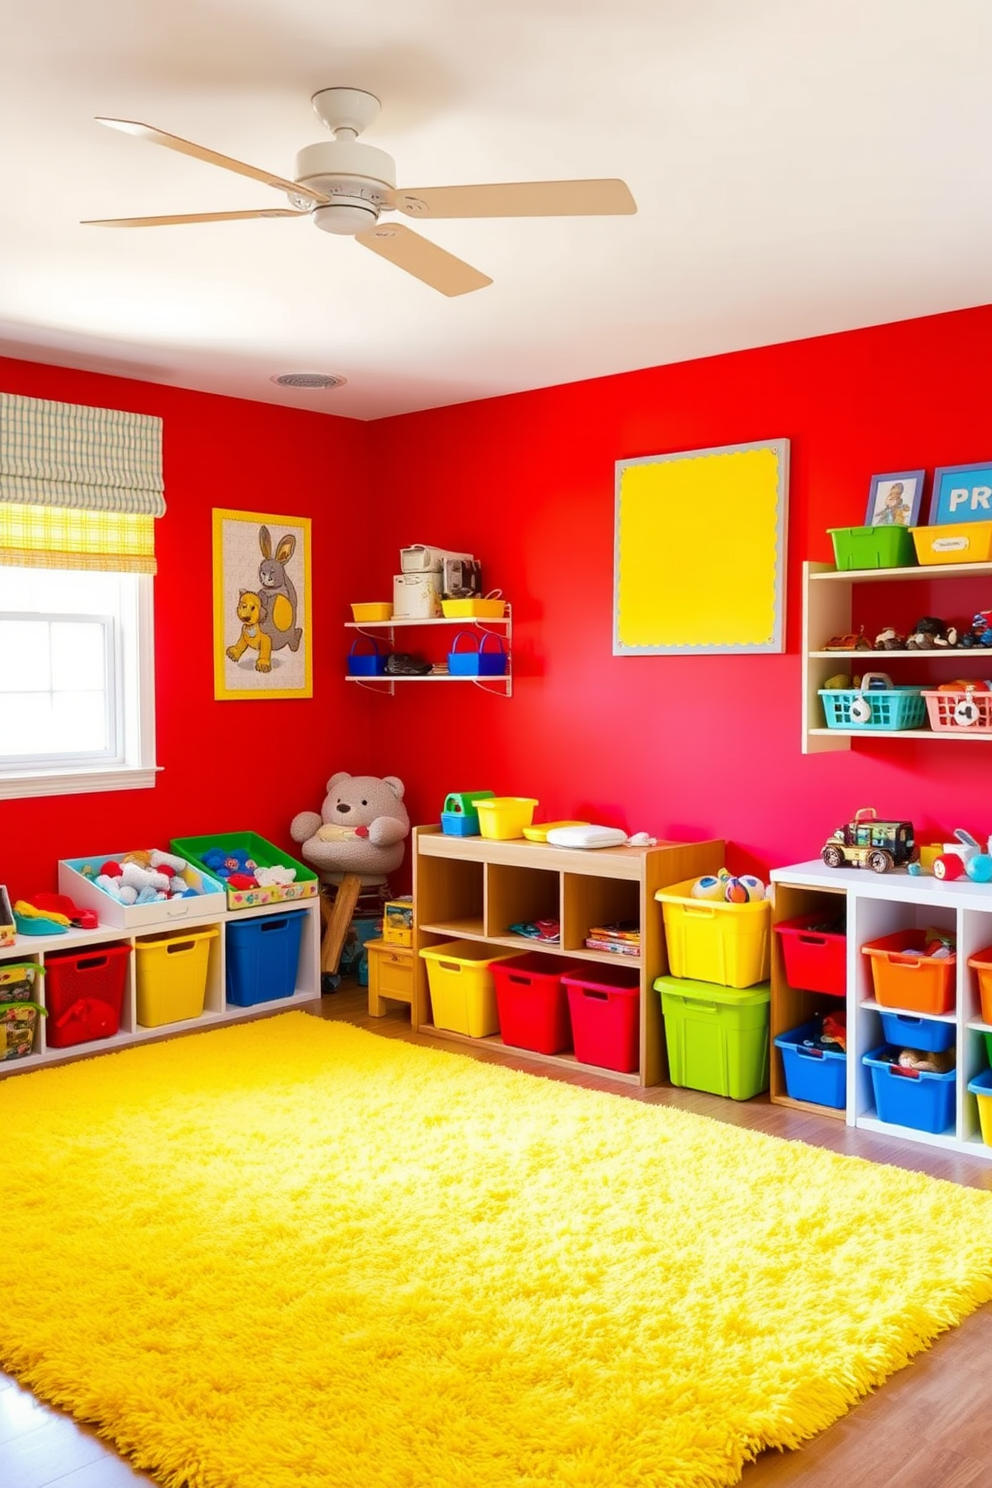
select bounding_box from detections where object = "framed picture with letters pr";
[929,462,992,525]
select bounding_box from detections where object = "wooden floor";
[4,984,992,1488]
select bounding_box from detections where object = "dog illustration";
[226,590,273,672]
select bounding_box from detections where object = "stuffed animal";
[906,615,958,649]
[958,610,992,649]
[290,772,411,885]
[897,1047,955,1074]
[873,626,906,650]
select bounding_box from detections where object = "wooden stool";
[366,939,414,1016]
[318,875,362,977]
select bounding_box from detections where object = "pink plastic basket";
[921,689,992,734]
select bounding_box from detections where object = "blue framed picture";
[865,470,925,528]
[929,462,992,525]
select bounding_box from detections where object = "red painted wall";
[367,306,992,879]
[4,304,992,898]
[0,357,372,896]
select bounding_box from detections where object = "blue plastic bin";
[447,631,508,677]
[226,910,305,1006]
[347,636,387,676]
[818,687,926,731]
[879,1011,956,1054]
[774,1019,847,1108]
[863,1044,956,1134]
[441,810,480,836]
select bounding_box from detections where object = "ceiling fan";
[83,87,637,296]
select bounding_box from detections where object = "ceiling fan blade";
[394,178,636,219]
[95,118,329,206]
[82,209,307,228]
[356,223,491,296]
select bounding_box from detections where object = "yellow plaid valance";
[0,503,157,574]
[0,392,164,573]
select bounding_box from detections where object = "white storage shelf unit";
[0,898,321,1078]
[771,861,992,1160]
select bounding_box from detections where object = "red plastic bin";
[861,930,955,1015]
[44,943,130,1047]
[561,965,640,1073]
[774,914,846,996]
[490,953,585,1055]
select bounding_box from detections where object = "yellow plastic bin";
[420,939,528,1036]
[654,878,771,988]
[134,926,218,1027]
[476,798,539,840]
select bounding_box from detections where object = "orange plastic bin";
[861,930,955,1014]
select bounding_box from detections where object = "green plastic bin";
[170,831,318,911]
[827,525,916,571]
[656,974,770,1100]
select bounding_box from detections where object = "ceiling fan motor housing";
[295,140,396,235]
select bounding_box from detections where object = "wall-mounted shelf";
[802,559,992,751]
[345,608,513,696]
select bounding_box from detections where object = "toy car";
[821,808,916,873]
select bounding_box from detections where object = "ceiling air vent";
[270,372,346,390]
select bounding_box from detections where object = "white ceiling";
[3,0,992,422]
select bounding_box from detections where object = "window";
[0,566,156,799]
[0,391,164,799]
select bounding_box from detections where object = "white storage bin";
[393,571,442,618]
[59,855,226,929]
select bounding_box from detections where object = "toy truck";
[821,808,915,873]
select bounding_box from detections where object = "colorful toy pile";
[81,848,202,906]
[199,847,297,892]
[688,868,768,904]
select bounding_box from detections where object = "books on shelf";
[585,921,640,956]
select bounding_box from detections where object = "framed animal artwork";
[212,509,313,700]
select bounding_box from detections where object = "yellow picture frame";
[212,508,313,700]
[614,439,790,655]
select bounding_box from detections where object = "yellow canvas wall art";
[614,439,789,654]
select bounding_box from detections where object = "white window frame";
[0,571,158,800]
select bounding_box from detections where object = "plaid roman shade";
[0,393,164,573]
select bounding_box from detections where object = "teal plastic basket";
[818,686,926,731]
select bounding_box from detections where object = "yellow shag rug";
[2,1014,992,1488]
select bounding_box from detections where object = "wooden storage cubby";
[412,825,724,1087]
[486,863,559,937]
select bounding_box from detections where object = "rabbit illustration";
[257,526,303,653]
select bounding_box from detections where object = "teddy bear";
[290,772,411,885]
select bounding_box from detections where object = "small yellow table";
[366,938,414,1017]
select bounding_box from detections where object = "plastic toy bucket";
[447,631,508,676]
[347,636,387,676]
[475,797,538,840]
